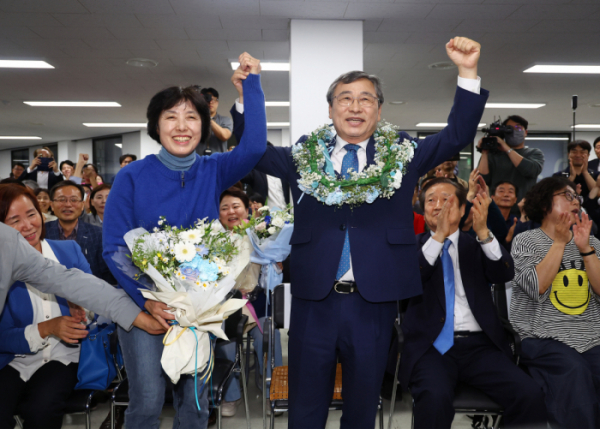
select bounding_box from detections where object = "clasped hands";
[231,52,261,100]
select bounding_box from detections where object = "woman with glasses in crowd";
[35,188,57,222]
[0,184,90,429]
[510,176,600,428]
[102,53,266,429]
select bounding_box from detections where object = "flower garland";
[292,121,417,207]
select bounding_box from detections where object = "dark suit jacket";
[230,104,290,205]
[400,231,514,388]
[18,169,63,190]
[45,220,116,285]
[588,158,599,172]
[253,86,488,303]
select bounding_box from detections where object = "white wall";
[0,151,11,179]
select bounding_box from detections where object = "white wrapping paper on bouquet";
[124,227,250,384]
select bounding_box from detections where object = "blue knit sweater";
[102,74,266,308]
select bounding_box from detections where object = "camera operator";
[477,115,544,207]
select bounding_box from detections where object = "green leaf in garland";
[381,173,389,188]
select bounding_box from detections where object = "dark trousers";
[0,361,79,429]
[287,290,397,429]
[521,338,600,428]
[409,333,547,429]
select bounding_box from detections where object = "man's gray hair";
[326,71,384,107]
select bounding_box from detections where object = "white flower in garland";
[292,120,417,207]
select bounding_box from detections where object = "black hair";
[492,180,519,196]
[147,86,211,145]
[12,162,25,170]
[89,184,111,216]
[523,177,576,223]
[219,187,250,210]
[249,193,266,206]
[49,180,85,201]
[567,140,591,153]
[419,177,468,209]
[59,160,74,171]
[83,163,99,174]
[200,87,219,99]
[502,115,528,130]
[594,136,600,149]
[119,154,137,164]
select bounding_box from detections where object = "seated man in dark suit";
[45,180,116,285]
[401,177,546,428]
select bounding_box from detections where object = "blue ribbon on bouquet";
[164,322,215,411]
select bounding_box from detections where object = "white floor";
[62,330,476,429]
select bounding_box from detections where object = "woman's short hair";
[419,177,468,209]
[219,187,250,210]
[89,184,111,216]
[146,86,211,145]
[524,177,576,223]
[0,184,46,240]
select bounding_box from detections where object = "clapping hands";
[573,212,593,252]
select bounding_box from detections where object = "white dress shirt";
[421,229,502,332]
[9,240,80,382]
[26,166,49,189]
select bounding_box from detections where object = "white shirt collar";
[430,228,460,248]
[332,135,369,157]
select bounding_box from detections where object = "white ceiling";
[1,0,600,150]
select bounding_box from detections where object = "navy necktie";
[335,145,359,280]
[433,239,455,354]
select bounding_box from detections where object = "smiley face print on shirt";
[550,261,590,315]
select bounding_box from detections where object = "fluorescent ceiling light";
[0,60,54,69]
[416,123,486,128]
[230,62,290,71]
[524,65,600,74]
[526,137,569,141]
[25,101,121,107]
[83,123,146,127]
[265,101,290,107]
[115,144,123,148]
[572,124,600,129]
[0,136,42,139]
[267,122,290,127]
[486,103,546,109]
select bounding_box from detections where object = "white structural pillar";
[290,20,363,145]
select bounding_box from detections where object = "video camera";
[478,119,514,153]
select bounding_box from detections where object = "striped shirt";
[510,228,600,353]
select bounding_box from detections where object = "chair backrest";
[272,283,292,329]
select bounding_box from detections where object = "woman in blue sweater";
[102,53,266,429]
[0,184,90,429]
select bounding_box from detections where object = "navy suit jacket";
[588,158,599,172]
[45,220,116,285]
[254,86,489,302]
[18,169,63,190]
[0,240,91,369]
[230,104,291,205]
[400,231,514,388]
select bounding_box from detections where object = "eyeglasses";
[553,191,583,205]
[53,197,83,204]
[333,93,380,108]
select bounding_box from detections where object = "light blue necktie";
[335,144,359,280]
[433,239,455,354]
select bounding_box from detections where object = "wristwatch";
[476,231,495,245]
[506,149,513,155]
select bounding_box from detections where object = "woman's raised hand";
[573,212,593,252]
[239,52,261,75]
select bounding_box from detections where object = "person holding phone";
[19,147,64,190]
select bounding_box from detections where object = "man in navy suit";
[44,181,116,285]
[237,38,487,427]
[401,177,546,428]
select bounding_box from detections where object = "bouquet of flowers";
[245,205,294,304]
[123,217,249,386]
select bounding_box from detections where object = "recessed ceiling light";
[25,102,121,107]
[428,62,456,70]
[416,122,486,128]
[115,144,123,148]
[126,58,158,68]
[524,65,600,74]
[0,136,42,139]
[389,101,404,105]
[230,62,290,71]
[265,101,290,107]
[83,123,146,127]
[0,60,54,69]
[486,103,546,109]
[267,122,290,127]
[572,124,600,128]
[525,137,569,141]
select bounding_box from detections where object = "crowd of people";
[1,36,600,429]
